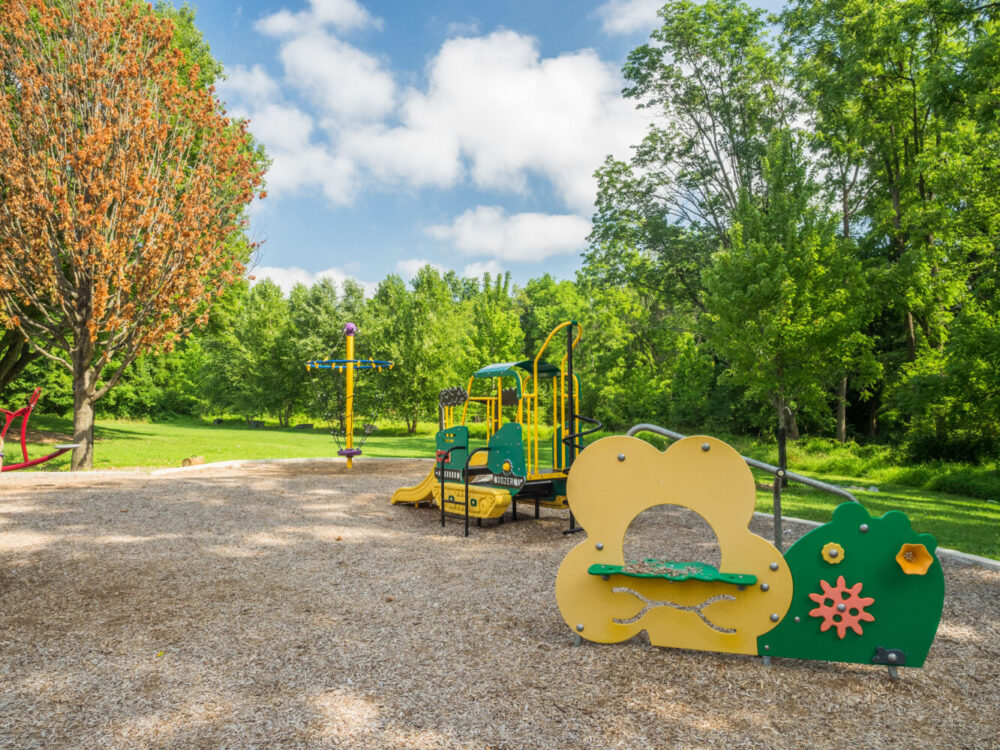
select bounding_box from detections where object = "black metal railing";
[438,445,493,537]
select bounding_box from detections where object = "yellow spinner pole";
[345,327,355,469]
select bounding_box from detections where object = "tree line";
[1,0,997,466]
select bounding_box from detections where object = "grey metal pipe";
[625,423,858,504]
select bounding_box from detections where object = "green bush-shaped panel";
[758,502,944,667]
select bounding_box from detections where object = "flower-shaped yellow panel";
[556,435,792,655]
[896,543,934,575]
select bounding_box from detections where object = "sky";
[192,0,784,293]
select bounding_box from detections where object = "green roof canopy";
[473,360,561,380]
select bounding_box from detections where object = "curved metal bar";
[562,415,602,448]
[1,445,79,472]
[625,423,858,504]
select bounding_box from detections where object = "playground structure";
[305,322,393,469]
[391,321,601,534]
[555,427,945,677]
[1,388,79,471]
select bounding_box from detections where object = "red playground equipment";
[1,388,78,471]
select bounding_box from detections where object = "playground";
[2,458,997,749]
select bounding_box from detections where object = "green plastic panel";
[588,560,757,586]
[757,502,945,667]
[434,426,469,482]
[486,423,527,492]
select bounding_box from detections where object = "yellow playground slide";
[390,468,437,506]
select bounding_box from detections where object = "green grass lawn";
[16,414,1000,559]
[21,414,439,469]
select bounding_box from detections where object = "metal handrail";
[438,444,467,531]
[463,447,492,537]
[625,423,857,552]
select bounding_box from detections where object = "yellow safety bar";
[530,321,582,476]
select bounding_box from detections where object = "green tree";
[703,131,877,438]
[590,0,794,318]
[783,0,999,449]
[459,272,523,374]
[201,280,302,426]
[516,274,587,356]
[0,0,265,468]
[783,0,989,362]
[368,268,458,432]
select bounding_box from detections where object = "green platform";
[588,559,757,586]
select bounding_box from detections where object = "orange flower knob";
[896,543,933,575]
[821,542,845,564]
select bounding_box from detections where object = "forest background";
[1,0,997,473]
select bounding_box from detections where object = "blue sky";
[192,0,784,292]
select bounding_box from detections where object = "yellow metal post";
[345,329,355,469]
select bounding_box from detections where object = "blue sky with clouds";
[192,0,784,292]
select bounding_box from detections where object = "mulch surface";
[1,459,997,749]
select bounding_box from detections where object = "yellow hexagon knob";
[821,542,845,564]
[502,460,511,472]
[896,543,933,575]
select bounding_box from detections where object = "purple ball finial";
[343,322,357,336]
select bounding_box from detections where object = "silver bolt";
[596,542,604,551]
[794,616,801,623]
[769,562,779,571]
[770,613,779,622]
[701,443,710,452]
[828,548,839,558]
[888,652,898,663]
[859,524,869,533]
[760,583,769,592]
[576,624,584,632]
[764,645,770,651]
[617,454,626,462]
[601,575,609,581]
[837,603,846,612]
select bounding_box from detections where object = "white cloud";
[218,65,279,107]
[243,103,357,203]
[346,30,647,213]
[342,122,460,188]
[256,0,380,37]
[462,260,503,278]
[279,31,396,121]
[251,265,377,296]
[594,0,662,35]
[427,206,591,261]
[395,258,446,279]
[225,13,649,263]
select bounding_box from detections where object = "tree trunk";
[905,310,917,361]
[71,363,97,471]
[774,400,800,441]
[836,376,848,443]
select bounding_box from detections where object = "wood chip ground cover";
[1,460,997,749]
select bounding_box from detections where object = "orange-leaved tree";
[0,0,266,469]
